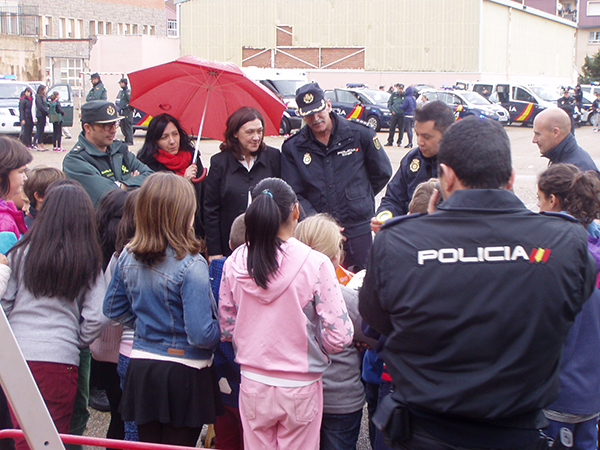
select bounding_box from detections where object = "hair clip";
[262,189,273,198]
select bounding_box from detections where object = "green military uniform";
[386,86,405,146]
[117,79,134,144]
[63,101,153,206]
[86,74,108,102]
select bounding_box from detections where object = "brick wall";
[0,35,42,80]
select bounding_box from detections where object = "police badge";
[303,93,314,104]
[409,159,420,173]
[303,153,312,165]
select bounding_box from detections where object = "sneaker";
[89,388,111,412]
[384,142,393,147]
[36,146,49,152]
[594,129,598,133]
[404,144,412,148]
[52,147,60,152]
[61,147,68,152]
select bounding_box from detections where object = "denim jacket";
[103,247,220,360]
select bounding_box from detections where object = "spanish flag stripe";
[534,248,545,263]
[348,105,363,119]
[515,104,533,122]
[529,248,537,263]
[542,249,551,262]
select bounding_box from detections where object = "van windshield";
[529,87,559,102]
[0,83,29,99]
[269,80,307,98]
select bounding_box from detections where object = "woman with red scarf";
[137,114,205,238]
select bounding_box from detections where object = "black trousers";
[387,113,404,145]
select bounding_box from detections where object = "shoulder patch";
[381,212,425,229]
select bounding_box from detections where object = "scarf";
[154,148,192,176]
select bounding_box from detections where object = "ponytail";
[566,171,600,226]
[245,178,297,289]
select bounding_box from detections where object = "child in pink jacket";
[219,177,353,450]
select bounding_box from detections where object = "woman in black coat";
[204,107,281,262]
[137,113,206,238]
[32,85,49,151]
[19,87,34,148]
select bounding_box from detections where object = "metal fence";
[0,4,39,36]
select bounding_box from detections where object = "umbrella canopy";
[128,56,286,140]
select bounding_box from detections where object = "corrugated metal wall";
[481,1,574,77]
[179,0,574,76]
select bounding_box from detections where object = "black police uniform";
[281,112,392,270]
[377,147,437,217]
[542,132,599,173]
[359,189,597,449]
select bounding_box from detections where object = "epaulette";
[381,212,425,229]
[539,211,580,223]
[71,145,82,152]
[349,118,371,128]
[283,128,301,142]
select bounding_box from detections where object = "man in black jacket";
[359,116,597,450]
[533,108,599,173]
[281,82,392,270]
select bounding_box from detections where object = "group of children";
[1,130,600,450]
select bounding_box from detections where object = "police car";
[420,89,509,123]
[472,83,551,126]
[0,80,73,139]
[324,88,392,131]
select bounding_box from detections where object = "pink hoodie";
[219,237,353,381]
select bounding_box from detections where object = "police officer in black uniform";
[371,101,455,233]
[557,89,576,135]
[281,82,392,271]
[360,116,597,450]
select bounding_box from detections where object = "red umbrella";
[128,56,286,180]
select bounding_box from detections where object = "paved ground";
[26,120,600,449]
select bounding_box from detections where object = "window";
[98,21,104,35]
[150,25,155,35]
[42,16,51,37]
[167,19,178,37]
[125,23,130,35]
[142,24,148,34]
[513,87,536,103]
[75,19,82,38]
[67,19,73,38]
[89,20,95,35]
[59,18,65,38]
[588,1,600,15]
[590,31,600,42]
[106,22,112,34]
[132,24,137,34]
[59,58,83,96]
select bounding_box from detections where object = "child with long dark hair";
[104,172,222,446]
[219,177,353,450]
[537,163,600,449]
[2,179,108,450]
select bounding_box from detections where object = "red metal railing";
[0,429,214,450]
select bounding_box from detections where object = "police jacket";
[557,96,575,115]
[116,87,131,113]
[281,113,392,238]
[360,189,596,430]
[63,132,153,206]
[86,82,108,102]
[377,147,437,217]
[543,133,599,173]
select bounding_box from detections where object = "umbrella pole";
[191,89,210,183]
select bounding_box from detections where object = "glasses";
[94,121,120,131]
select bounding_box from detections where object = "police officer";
[86,73,107,103]
[372,100,455,232]
[116,78,134,145]
[385,83,404,147]
[557,89,576,135]
[281,82,392,271]
[359,116,597,450]
[63,101,152,206]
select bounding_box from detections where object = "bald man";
[532,108,599,173]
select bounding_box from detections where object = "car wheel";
[588,112,596,126]
[366,115,380,132]
[280,117,291,135]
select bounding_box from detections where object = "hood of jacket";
[404,86,414,97]
[226,238,313,303]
